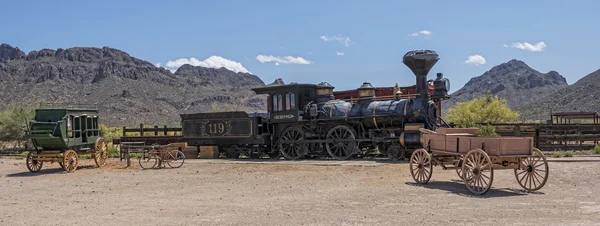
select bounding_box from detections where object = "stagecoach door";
[81,115,88,143]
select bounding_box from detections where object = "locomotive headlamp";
[433,73,451,100]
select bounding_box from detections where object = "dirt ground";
[1,156,599,226]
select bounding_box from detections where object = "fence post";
[154,125,159,136]
[122,126,126,137]
[164,125,168,136]
[140,124,144,136]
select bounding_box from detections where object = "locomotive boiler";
[180,49,451,161]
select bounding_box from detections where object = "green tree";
[446,93,519,128]
[0,103,35,148]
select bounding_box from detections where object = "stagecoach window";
[277,94,283,111]
[290,93,295,109]
[87,116,93,137]
[73,116,80,138]
[93,116,99,136]
[68,115,74,138]
[272,95,278,112]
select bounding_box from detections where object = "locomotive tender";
[181,50,451,160]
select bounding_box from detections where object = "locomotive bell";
[403,50,439,96]
[357,82,376,100]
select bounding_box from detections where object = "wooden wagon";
[410,127,549,195]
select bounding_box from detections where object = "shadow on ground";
[405,180,544,198]
[6,165,97,177]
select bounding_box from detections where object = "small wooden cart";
[410,127,549,195]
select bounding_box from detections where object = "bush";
[563,151,574,157]
[0,103,35,148]
[477,124,499,136]
[552,151,563,158]
[446,93,519,128]
[592,145,600,154]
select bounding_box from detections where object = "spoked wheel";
[63,150,79,173]
[514,148,549,192]
[278,126,307,160]
[409,149,433,184]
[455,158,464,179]
[462,149,494,195]
[139,151,157,169]
[94,137,109,167]
[325,125,358,160]
[166,150,185,168]
[26,152,43,173]
[387,145,406,161]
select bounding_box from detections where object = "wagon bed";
[410,127,549,195]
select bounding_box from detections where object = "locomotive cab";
[252,81,317,123]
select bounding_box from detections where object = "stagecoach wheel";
[139,152,157,169]
[167,150,185,168]
[514,148,549,192]
[325,125,359,160]
[62,150,79,173]
[409,149,433,184]
[278,126,307,160]
[462,149,494,195]
[94,137,109,167]
[26,152,43,173]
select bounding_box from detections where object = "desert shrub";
[563,151,574,157]
[477,124,499,136]
[591,145,600,154]
[446,93,519,128]
[552,151,563,158]
[107,146,120,158]
[0,103,35,148]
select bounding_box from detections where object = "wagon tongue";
[402,50,439,95]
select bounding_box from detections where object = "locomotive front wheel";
[462,149,494,195]
[409,149,433,184]
[325,125,358,160]
[94,137,109,167]
[26,152,43,173]
[278,126,307,160]
[63,150,79,173]
[514,148,549,192]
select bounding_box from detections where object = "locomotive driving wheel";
[63,149,79,173]
[325,125,358,160]
[409,149,433,184]
[26,152,43,173]
[278,126,307,160]
[462,149,494,195]
[94,137,108,167]
[514,148,549,192]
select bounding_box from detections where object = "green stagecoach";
[25,108,108,173]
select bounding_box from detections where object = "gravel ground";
[0,156,599,226]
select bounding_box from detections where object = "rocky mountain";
[0,43,267,126]
[442,59,568,114]
[514,69,600,120]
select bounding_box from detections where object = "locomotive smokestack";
[402,50,439,96]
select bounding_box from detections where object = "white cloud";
[410,30,433,38]
[256,55,312,65]
[155,63,161,67]
[164,56,250,73]
[464,54,486,65]
[336,52,345,56]
[506,41,547,52]
[320,35,356,47]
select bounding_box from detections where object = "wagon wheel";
[514,148,549,192]
[166,150,185,168]
[325,125,358,160]
[409,149,433,184]
[278,126,307,160]
[26,152,43,173]
[462,149,494,195]
[62,150,79,173]
[455,158,464,179]
[94,137,108,167]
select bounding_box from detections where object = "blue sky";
[2,0,599,93]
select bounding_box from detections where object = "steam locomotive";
[180,50,451,160]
